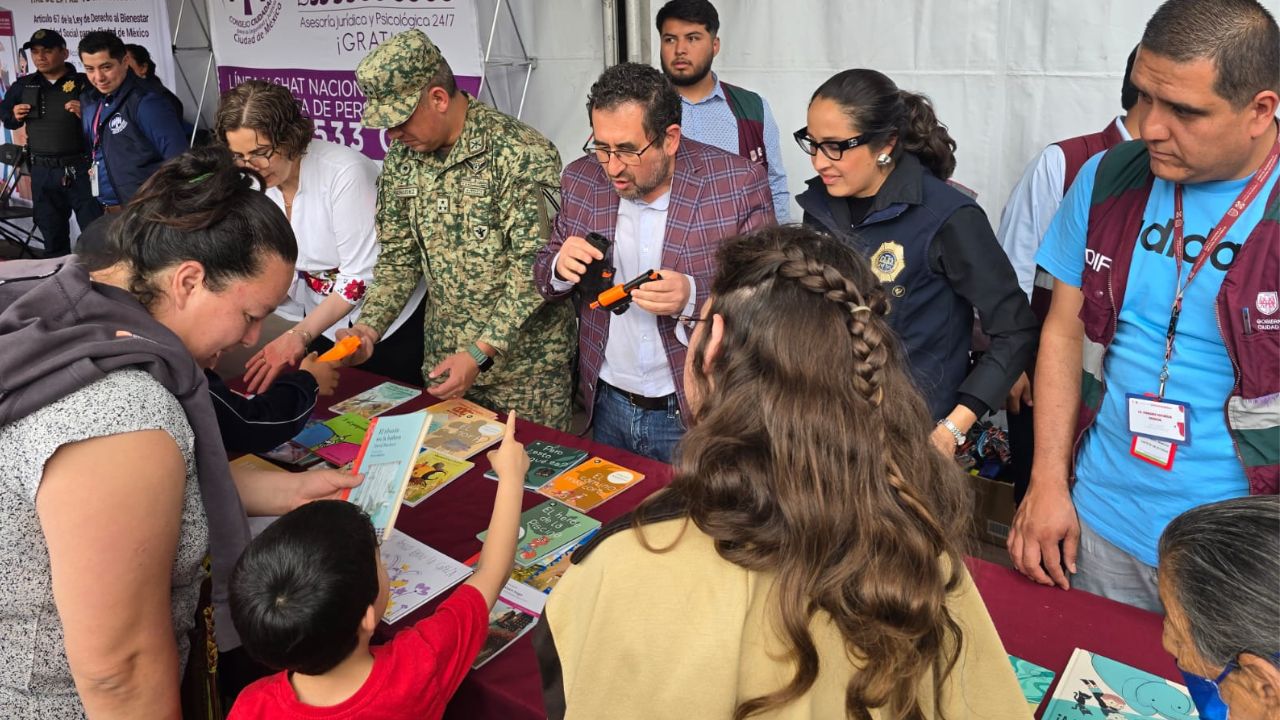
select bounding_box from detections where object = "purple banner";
[218,65,481,161]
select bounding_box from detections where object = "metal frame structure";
[475,0,536,120]
[170,0,216,146]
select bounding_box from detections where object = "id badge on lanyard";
[89,100,106,198]
[1128,136,1280,470]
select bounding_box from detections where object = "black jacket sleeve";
[0,79,26,130]
[928,205,1038,416]
[206,369,319,454]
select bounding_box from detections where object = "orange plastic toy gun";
[316,336,361,363]
[589,269,661,315]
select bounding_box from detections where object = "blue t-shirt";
[1037,151,1277,567]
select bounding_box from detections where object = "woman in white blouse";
[216,80,426,392]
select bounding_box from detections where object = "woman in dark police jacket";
[796,69,1037,455]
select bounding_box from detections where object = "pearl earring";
[876,153,893,167]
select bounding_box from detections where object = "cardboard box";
[967,471,1016,547]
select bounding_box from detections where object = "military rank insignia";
[62,80,76,93]
[871,241,905,283]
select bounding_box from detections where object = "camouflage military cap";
[356,29,444,129]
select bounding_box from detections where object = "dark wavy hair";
[811,69,958,180]
[586,62,682,141]
[102,146,297,309]
[635,225,972,720]
[656,0,720,35]
[215,80,315,160]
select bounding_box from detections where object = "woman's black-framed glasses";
[232,145,277,169]
[793,127,869,161]
[583,136,659,166]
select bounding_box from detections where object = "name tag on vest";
[393,186,418,198]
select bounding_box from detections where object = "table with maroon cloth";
[319,369,1176,720]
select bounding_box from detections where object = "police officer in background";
[0,29,102,256]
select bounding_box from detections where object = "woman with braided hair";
[534,225,1028,720]
[795,69,1037,457]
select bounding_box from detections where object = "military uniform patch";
[436,198,449,212]
[474,226,489,241]
[62,80,76,93]
[462,178,488,197]
[393,185,418,198]
[871,241,905,282]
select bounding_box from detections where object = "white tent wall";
[639,0,1170,220]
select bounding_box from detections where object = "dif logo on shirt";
[1139,218,1240,272]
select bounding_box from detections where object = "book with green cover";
[483,440,589,490]
[1008,654,1055,715]
[291,413,371,466]
[477,500,601,568]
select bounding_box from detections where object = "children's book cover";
[402,449,474,507]
[509,528,599,593]
[229,454,289,474]
[258,440,325,468]
[1009,654,1056,715]
[472,579,547,669]
[422,413,505,460]
[343,412,433,541]
[536,456,645,513]
[379,530,473,625]
[425,397,497,420]
[291,413,371,466]
[1043,648,1198,720]
[484,440,589,490]
[478,500,601,568]
[328,382,422,419]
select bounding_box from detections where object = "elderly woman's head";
[215,79,314,190]
[1158,495,1280,720]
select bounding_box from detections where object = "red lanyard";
[91,99,108,151]
[1158,136,1280,397]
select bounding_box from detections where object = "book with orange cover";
[341,411,434,541]
[535,456,645,513]
[425,397,498,420]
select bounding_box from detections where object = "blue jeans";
[591,382,685,464]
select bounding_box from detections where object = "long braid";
[774,245,944,536]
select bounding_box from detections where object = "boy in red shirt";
[227,412,529,719]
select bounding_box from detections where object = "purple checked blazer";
[533,137,775,422]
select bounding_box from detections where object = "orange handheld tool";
[589,270,661,315]
[317,336,361,363]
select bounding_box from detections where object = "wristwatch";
[937,418,966,446]
[466,343,495,373]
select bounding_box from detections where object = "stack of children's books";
[477,500,601,569]
[256,386,513,508]
[1042,648,1198,719]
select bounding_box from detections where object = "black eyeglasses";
[793,127,870,161]
[676,314,705,332]
[231,145,277,169]
[583,135,659,166]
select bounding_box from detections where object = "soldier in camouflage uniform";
[342,30,575,430]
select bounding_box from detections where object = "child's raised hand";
[486,411,529,482]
